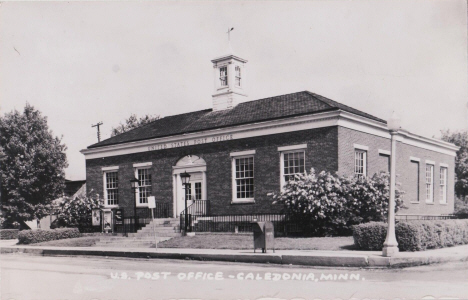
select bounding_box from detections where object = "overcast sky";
[1,0,467,180]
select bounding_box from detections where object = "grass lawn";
[28,236,101,247]
[158,235,355,251]
[22,234,355,251]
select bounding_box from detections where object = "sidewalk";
[1,240,468,268]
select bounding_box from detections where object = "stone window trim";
[102,166,119,171]
[378,149,391,156]
[102,170,119,208]
[231,151,255,204]
[410,156,420,162]
[353,144,369,151]
[277,144,307,152]
[134,164,152,207]
[230,150,256,157]
[133,162,152,168]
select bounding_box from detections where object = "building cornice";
[81,110,458,159]
[211,55,248,64]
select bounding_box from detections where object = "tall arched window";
[235,66,241,87]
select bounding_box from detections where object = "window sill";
[425,202,435,205]
[103,205,119,209]
[439,203,448,205]
[136,204,149,208]
[231,199,255,205]
[410,202,420,204]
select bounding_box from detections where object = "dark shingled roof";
[88,91,385,149]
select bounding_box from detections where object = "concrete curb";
[282,254,369,267]
[2,246,468,268]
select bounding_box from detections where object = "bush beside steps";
[18,228,81,244]
[353,219,468,251]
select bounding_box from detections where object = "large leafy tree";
[111,113,160,137]
[0,104,68,227]
[440,130,468,200]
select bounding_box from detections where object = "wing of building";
[81,49,459,225]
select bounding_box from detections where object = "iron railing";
[179,200,210,233]
[180,199,210,216]
[179,212,302,235]
[179,212,461,235]
[137,203,172,219]
[113,217,141,235]
[395,214,456,221]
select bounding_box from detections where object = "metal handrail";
[180,199,210,216]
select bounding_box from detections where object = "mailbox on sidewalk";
[252,221,275,253]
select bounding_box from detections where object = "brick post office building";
[81,50,458,230]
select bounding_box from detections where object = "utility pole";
[91,122,103,142]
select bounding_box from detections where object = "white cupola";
[211,31,248,111]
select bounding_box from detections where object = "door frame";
[172,156,207,218]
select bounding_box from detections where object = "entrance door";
[175,172,205,216]
[173,155,207,217]
[185,181,203,202]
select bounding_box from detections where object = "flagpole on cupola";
[227,27,234,41]
[226,27,234,55]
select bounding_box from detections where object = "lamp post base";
[382,245,399,257]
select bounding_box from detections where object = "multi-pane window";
[410,160,420,202]
[105,172,119,206]
[235,66,241,87]
[425,164,434,203]
[234,157,254,200]
[354,150,367,177]
[219,66,228,86]
[185,183,192,201]
[440,167,447,204]
[195,182,202,200]
[283,151,305,182]
[137,168,151,204]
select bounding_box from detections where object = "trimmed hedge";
[353,219,468,251]
[18,228,81,244]
[0,229,19,240]
[352,222,387,250]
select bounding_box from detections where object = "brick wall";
[86,127,339,217]
[338,127,455,215]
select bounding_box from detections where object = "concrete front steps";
[94,218,182,248]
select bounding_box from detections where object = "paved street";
[1,254,467,300]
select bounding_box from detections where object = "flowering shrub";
[269,169,405,236]
[53,195,102,232]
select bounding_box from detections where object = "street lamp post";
[383,111,401,257]
[180,171,191,234]
[130,178,139,232]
